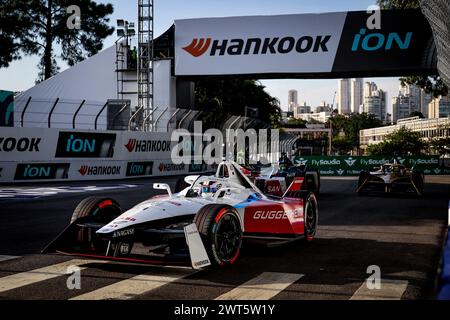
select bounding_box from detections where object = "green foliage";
[284,118,307,128]
[377,0,449,97]
[195,79,281,129]
[0,0,34,67]
[409,111,424,118]
[0,0,114,81]
[327,113,383,152]
[331,136,354,155]
[429,137,450,157]
[377,0,420,9]
[365,127,428,155]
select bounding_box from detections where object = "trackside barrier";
[293,155,450,176]
[0,127,217,183]
[437,202,450,300]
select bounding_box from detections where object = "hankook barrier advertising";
[174,10,435,77]
[293,155,449,176]
[0,127,216,183]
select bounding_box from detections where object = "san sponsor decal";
[0,137,41,152]
[55,132,116,158]
[124,139,171,153]
[159,163,185,172]
[78,165,121,176]
[14,163,70,180]
[126,161,153,177]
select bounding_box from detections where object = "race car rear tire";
[71,197,122,224]
[303,192,318,242]
[283,191,318,242]
[174,176,190,193]
[305,170,320,196]
[194,204,242,266]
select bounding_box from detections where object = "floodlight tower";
[137,0,154,131]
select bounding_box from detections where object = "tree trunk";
[43,0,53,80]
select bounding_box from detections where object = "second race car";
[356,162,424,196]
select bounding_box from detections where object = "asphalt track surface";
[0,175,448,300]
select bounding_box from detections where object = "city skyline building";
[351,78,363,114]
[338,79,351,115]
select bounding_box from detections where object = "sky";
[0,0,401,112]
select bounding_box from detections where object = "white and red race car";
[44,161,318,269]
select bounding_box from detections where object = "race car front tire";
[71,196,122,224]
[194,204,242,266]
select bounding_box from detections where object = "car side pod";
[184,223,211,269]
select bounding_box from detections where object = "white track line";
[71,269,195,300]
[350,279,408,300]
[215,272,303,300]
[0,259,105,293]
[0,255,20,263]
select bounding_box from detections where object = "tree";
[1,0,114,81]
[284,118,307,128]
[377,0,448,97]
[377,0,420,9]
[429,137,450,157]
[409,111,424,118]
[195,79,282,129]
[365,127,428,155]
[0,0,34,67]
[326,113,383,152]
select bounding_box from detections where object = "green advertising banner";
[292,155,449,176]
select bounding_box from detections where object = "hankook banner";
[174,10,436,77]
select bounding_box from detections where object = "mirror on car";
[153,183,172,197]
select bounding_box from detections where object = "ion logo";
[352,28,412,51]
[125,139,171,153]
[14,163,70,180]
[126,161,153,177]
[183,35,331,57]
[78,165,121,176]
[0,137,41,152]
[188,163,206,173]
[55,132,115,158]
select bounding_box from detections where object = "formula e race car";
[44,161,318,269]
[356,163,424,196]
[241,163,320,198]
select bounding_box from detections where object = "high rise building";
[351,78,363,114]
[392,84,424,122]
[338,79,351,114]
[364,82,378,98]
[420,89,432,118]
[428,96,450,118]
[288,90,298,113]
[364,89,387,123]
